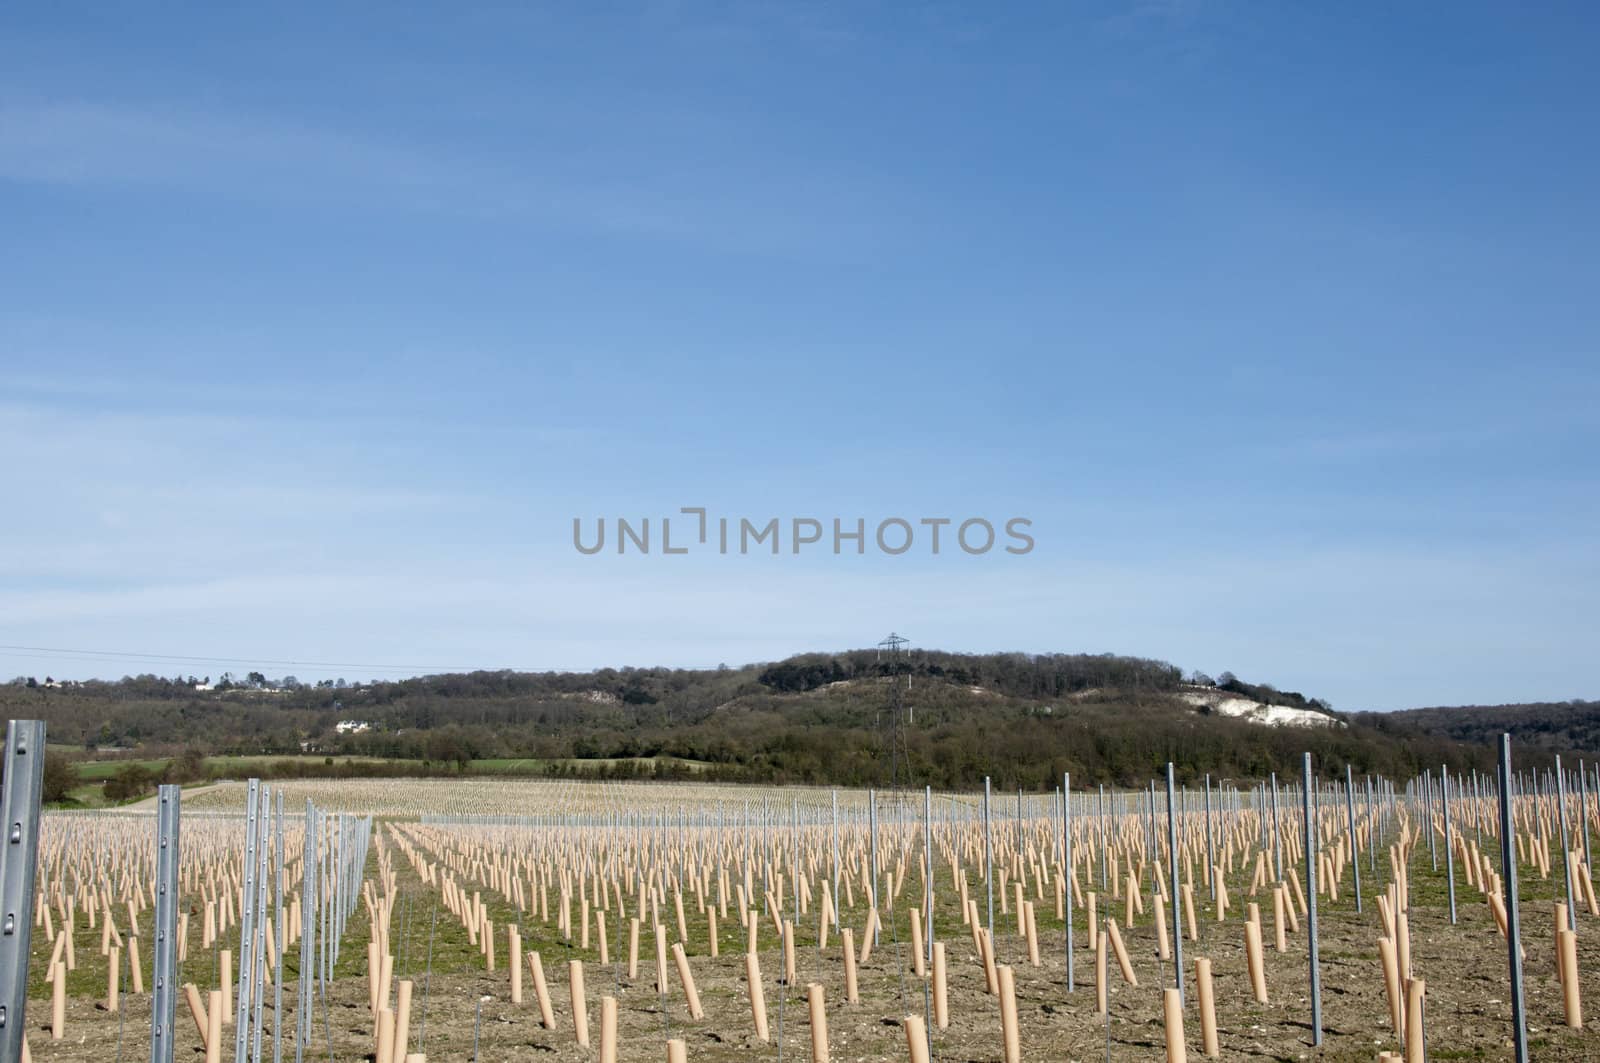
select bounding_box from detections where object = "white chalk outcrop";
[1178,688,1342,729]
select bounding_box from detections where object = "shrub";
[103,764,157,802]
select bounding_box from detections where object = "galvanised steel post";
[1498,735,1529,1063]
[0,720,47,1063]
[272,791,285,1063]
[1204,774,1216,902]
[149,785,182,1063]
[1062,773,1073,992]
[1441,765,1457,925]
[321,814,332,989]
[1580,762,1593,892]
[1556,755,1576,932]
[1302,753,1322,1046]
[252,789,270,1063]
[334,815,346,967]
[831,791,840,911]
[1165,764,1183,1002]
[1366,775,1377,878]
[1433,771,1446,870]
[1345,764,1362,915]
[982,778,994,935]
[1097,785,1107,890]
[923,786,934,1038]
[923,786,933,970]
[1270,772,1282,883]
[791,798,800,928]
[1473,771,1483,848]
[297,801,315,1063]
[234,779,262,1063]
[868,789,880,944]
[1140,784,1151,890]
[1017,788,1024,873]
[759,800,768,917]
[1257,783,1266,850]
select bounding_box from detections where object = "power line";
[0,644,493,675]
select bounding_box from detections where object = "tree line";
[6,651,1592,797]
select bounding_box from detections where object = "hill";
[4,649,1585,792]
[1354,700,1600,762]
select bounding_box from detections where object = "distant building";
[334,720,372,735]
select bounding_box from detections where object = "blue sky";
[2,2,1596,710]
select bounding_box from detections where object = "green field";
[469,755,713,774]
[73,757,169,780]
[207,754,416,775]
[54,780,162,809]
[54,752,713,801]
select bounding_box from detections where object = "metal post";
[1146,781,1158,891]
[868,790,879,944]
[272,792,284,1063]
[831,791,840,911]
[1062,773,1074,992]
[1556,755,1576,932]
[1473,771,1483,849]
[332,815,342,972]
[923,785,934,1037]
[1165,764,1183,1001]
[1204,775,1215,902]
[234,779,261,1063]
[1257,783,1266,850]
[982,777,994,935]
[919,787,932,962]
[759,800,768,917]
[1366,775,1377,877]
[297,802,315,1063]
[149,785,182,1063]
[1098,785,1107,890]
[1498,735,1529,1063]
[1441,765,1457,925]
[1345,764,1362,914]
[252,789,269,1063]
[1580,762,1593,892]
[1270,772,1281,882]
[0,720,47,1063]
[1017,788,1024,874]
[1302,753,1322,1046]
[1424,770,1437,870]
[323,810,333,987]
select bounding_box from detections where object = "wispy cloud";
[0,398,472,582]
[644,1,862,50]
[0,100,447,192]
[0,371,130,398]
[1273,425,1509,462]
[0,98,904,254]
[0,541,1593,708]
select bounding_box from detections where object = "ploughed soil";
[26,899,1600,1061]
[26,825,1600,1062]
